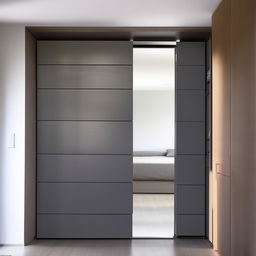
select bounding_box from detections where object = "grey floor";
[133,194,174,238]
[0,239,216,256]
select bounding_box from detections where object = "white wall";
[133,48,175,152]
[133,90,175,151]
[0,25,25,244]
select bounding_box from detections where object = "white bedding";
[133,156,174,164]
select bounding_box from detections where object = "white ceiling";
[0,0,221,26]
[133,48,175,91]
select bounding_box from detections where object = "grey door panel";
[37,155,132,182]
[176,42,205,66]
[36,40,131,238]
[176,155,205,185]
[176,90,205,122]
[37,214,132,238]
[37,41,132,65]
[176,66,205,90]
[176,215,205,236]
[37,183,132,214]
[37,90,132,121]
[176,122,205,155]
[37,121,132,154]
[175,41,206,237]
[37,65,132,89]
[176,185,205,214]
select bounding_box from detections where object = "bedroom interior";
[132,46,175,238]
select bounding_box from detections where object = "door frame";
[24,26,211,245]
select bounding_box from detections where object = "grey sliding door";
[37,41,133,238]
[175,42,206,236]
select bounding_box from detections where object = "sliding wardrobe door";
[37,41,133,238]
[175,42,206,236]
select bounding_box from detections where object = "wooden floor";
[0,239,216,256]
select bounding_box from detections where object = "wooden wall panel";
[230,0,256,255]
[216,173,231,256]
[212,0,256,255]
[212,0,231,254]
[212,0,231,178]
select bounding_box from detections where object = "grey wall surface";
[37,41,133,238]
[175,42,206,236]
[25,29,36,245]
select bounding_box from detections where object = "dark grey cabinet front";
[37,41,133,238]
[37,90,132,121]
[175,41,206,237]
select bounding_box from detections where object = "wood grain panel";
[230,0,256,255]
[212,0,231,253]
[217,173,231,256]
[212,0,231,178]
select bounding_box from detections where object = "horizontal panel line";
[37,88,132,90]
[37,64,132,66]
[176,214,205,216]
[176,89,205,91]
[216,172,230,178]
[133,180,175,182]
[177,65,205,67]
[37,181,132,184]
[175,184,205,186]
[37,120,133,122]
[37,120,132,122]
[175,155,206,157]
[176,121,205,123]
[37,153,132,156]
[37,213,132,215]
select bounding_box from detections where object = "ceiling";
[133,48,175,91]
[0,0,221,26]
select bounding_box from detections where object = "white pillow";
[166,149,175,157]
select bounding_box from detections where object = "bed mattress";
[133,156,174,181]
